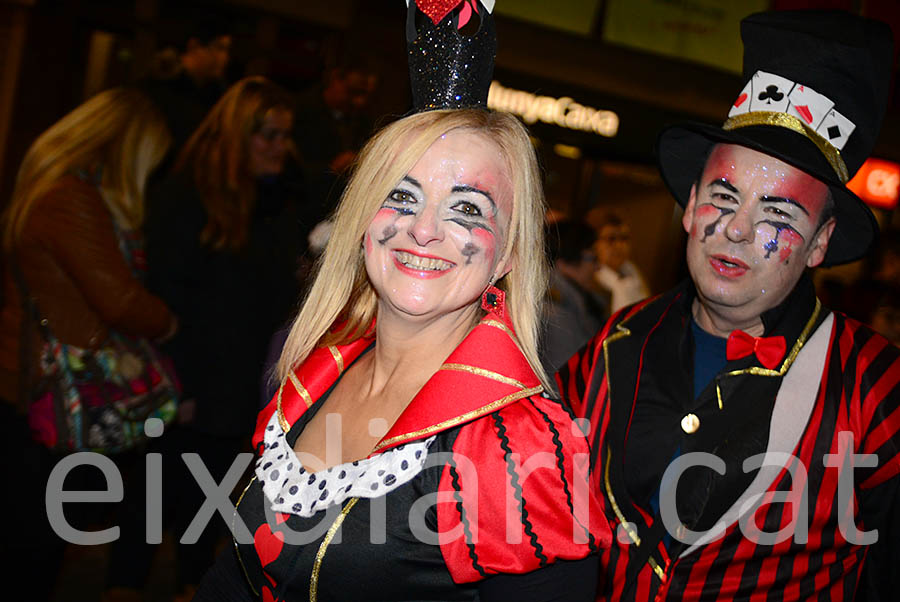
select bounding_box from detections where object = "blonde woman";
[195,109,608,602]
[0,86,176,407]
[141,75,304,598]
[0,87,175,600]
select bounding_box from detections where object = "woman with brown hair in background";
[126,75,305,600]
[0,87,176,601]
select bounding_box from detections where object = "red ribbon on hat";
[415,0,465,25]
[726,330,787,369]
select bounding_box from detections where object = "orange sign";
[848,158,900,210]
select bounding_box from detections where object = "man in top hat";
[557,11,900,600]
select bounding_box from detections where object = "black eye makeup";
[383,188,418,215]
[450,200,483,217]
[710,191,737,203]
[445,196,494,234]
[760,195,808,221]
[701,205,735,242]
[707,178,739,202]
[763,205,794,219]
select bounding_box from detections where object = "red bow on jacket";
[726,330,787,369]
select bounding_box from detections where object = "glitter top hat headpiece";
[405,0,497,111]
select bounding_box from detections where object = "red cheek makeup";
[471,228,496,263]
[695,204,720,222]
[371,208,402,245]
[777,228,804,263]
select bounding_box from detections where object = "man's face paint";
[682,143,832,325]
[363,129,513,321]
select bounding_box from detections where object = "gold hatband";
[722,111,849,184]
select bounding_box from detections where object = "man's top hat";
[656,11,893,266]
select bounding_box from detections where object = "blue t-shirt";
[691,319,729,398]
[650,320,729,538]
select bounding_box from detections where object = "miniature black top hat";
[406,0,496,111]
[656,10,894,266]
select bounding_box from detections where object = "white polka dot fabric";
[256,411,435,518]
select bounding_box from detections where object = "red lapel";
[253,314,543,453]
[374,314,542,452]
[252,336,373,450]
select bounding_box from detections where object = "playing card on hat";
[748,70,795,113]
[815,107,856,150]
[787,84,834,128]
[728,79,753,117]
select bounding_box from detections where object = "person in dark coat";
[140,13,232,176]
[292,63,378,227]
[541,219,608,375]
[109,76,304,601]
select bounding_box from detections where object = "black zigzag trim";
[493,412,549,567]
[553,389,580,422]
[530,399,597,552]
[448,454,486,577]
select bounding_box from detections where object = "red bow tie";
[726,330,787,370]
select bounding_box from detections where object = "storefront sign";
[848,158,900,210]
[487,81,619,137]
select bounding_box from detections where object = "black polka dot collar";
[256,411,435,518]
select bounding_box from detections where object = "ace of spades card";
[787,84,834,129]
[747,71,795,113]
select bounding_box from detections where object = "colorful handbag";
[24,321,180,454]
[15,217,180,454]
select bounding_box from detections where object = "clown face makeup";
[364,129,513,322]
[683,144,834,330]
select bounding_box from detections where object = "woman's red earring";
[481,284,506,320]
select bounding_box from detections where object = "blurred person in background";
[872,227,900,285]
[593,211,649,313]
[542,219,608,375]
[867,229,900,346]
[843,227,900,344]
[0,88,176,602]
[127,76,305,601]
[141,11,233,165]
[293,58,379,228]
[870,287,900,345]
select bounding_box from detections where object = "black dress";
[196,313,609,601]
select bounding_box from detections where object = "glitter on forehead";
[706,144,828,219]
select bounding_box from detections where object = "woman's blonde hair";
[277,109,551,389]
[3,88,170,249]
[177,76,294,251]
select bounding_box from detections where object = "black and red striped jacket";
[557,277,900,601]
